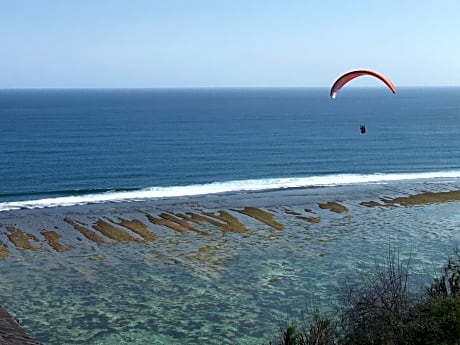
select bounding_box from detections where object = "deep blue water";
[1,87,460,207]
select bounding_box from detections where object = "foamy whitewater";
[2,171,460,211]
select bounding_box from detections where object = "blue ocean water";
[1,87,460,208]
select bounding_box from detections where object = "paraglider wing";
[330,70,397,99]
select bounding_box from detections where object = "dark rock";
[0,307,40,345]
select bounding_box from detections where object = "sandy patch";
[41,230,72,252]
[318,201,349,213]
[235,207,284,230]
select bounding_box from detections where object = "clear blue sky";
[1,0,460,88]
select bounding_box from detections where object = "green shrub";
[427,248,460,298]
[413,295,460,345]
[418,248,460,344]
[266,247,460,345]
[266,310,336,345]
[338,249,417,345]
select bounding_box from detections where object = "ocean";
[0,87,460,344]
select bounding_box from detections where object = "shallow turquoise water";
[0,180,460,344]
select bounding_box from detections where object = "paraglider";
[330,69,397,99]
[330,69,396,135]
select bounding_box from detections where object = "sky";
[1,0,460,88]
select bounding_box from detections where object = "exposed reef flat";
[92,219,142,242]
[203,210,251,233]
[5,226,39,250]
[0,186,460,261]
[64,218,108,244]
[360,190,460,207]
[235,206,284,230]
[318,201,349,213]
[385,190,460,206]
[114,218,158,241]
[40,230,71,252]
[147,213,199,233]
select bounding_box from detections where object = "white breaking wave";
[2,171,460,211]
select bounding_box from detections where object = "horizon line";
[0,85,459,90]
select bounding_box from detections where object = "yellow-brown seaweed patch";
[0,242,8,259]
[89,254,106,261]
[116,218,158,241]
[185,244,229,265]
[360,200,386,208]
[176,212,208,226]
[184,212,223,227]
[203,210,251,233]
[147,213,196,233]
[297,216,321,224]
[235,207,284,230]
[186,244,218,262]
[64,218,108,244]
[318,202,349,213]
[160,213,206,234]
[41,230,72,252]
[383,190,460,206]
[92,219,142,242]
[5,226,39,250]
[181,212,228,232]
[284,208,301,216]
